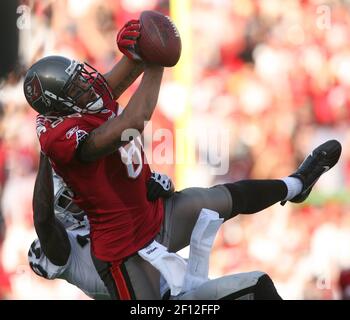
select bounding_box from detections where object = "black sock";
[224,180,287,216]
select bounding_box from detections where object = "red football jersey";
[37,82,164,263]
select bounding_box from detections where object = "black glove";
[147,172,174,201]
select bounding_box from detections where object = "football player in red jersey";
[31,153,282,300]
[23,19,342,300]
[29,152,173,300]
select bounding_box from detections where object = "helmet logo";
[24,72,51,108]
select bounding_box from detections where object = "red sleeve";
[39,118,95,165]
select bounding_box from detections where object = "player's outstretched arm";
[33,153,71,266]
[78,64,164,162]
[103,56,145,100]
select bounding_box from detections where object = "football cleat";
[281,139,342,205]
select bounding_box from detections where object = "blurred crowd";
[0,0,350,299]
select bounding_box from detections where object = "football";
[137,10,181,67]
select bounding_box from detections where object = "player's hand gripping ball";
[137,10,182,67]
[117,19,142,61]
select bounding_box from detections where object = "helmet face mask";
[61,62,105,114]
[24,56,111,115]
[53,173,87,230]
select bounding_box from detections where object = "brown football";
[137,10,181,67]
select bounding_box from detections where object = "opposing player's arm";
[33,153,71,266]
[103,56,145,100]
[78,64,164,162]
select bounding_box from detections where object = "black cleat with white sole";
[281,139,342,206]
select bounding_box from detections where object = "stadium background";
[0,0,350,299]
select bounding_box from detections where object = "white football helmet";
[53,172,88,230]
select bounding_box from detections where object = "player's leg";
[173,271,282,300]
[160,139,341,252]
[92,254,161,300]
[159,182,287,252]
[92,140,341,299]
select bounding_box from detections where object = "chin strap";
[84,96,104,114]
